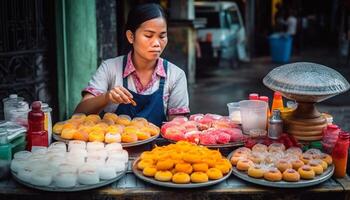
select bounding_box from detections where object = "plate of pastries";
[132,141,232,188]
[53,113,160,147]
[228,143,334,188]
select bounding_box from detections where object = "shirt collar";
[123,51,166,78]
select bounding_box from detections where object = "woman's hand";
[106,86,134,104]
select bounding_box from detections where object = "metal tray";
[132,157,232,188]
[160,133,244,149]
[53,133,159,148]
[11,163,127,192]
[227,152,334,188]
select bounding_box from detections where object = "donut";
[248,153,264,164]
[268,143,286,152]
[305,148,322,159]
[143,166,157,177]
[291,159,304,170]
[252,144,268,152]
[236,159,253,171]
[192,163,209,172]
[308,161,324,175]
[300,153,313,164]
[233,149,251,157]
[172,172,191,184]
[320,153,332,165]
[156,159,174,171]
[230,155,247,166]
[286,147,303,157]
[310,159,328,170]
[276,160,292,172]
[154,171,173,182]
[264,168,282,182]
[175,163,193,174]
[206,168,223,180]
[190,172,209,183]
[282,169,300,182]
[298,165,315,179]
[247,165,265,179]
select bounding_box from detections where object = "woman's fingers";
[114,87,131,103]
[119,86,133,99]
[108,86,132,104]
[109,90,123,104]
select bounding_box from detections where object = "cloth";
[286,16,297,35]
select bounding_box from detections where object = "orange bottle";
[332,131,349,178]
[271,91,284,111]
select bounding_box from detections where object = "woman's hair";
[121,3,167,54]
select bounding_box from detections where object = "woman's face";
[130,17,168,61]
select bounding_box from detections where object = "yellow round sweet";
[71,113,86,122]
[183,152,201,163]
[73,130,89,142]
[135,130,151,140]
[124,126,139,134]
[175,163,193,174]
[190,172,209,183]
[202,157,216,168]
[103,113,118,123]
[107,125,124,134]
[53,122,65,134]
[156,159,174,171]
[121,132,138,143]
[85,114,101,123]
[137,159,154,170]
[154,171,173,182]
[61,128,76,139]
[88,131,105,142]
[172,172,191,184]
[207,168,223,180]
[141,123,160,136]
[192,163,209,172]
[143,166,157,177]
[140,151,155,160]
[116,117,131,126]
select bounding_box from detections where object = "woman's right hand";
[106,86,134,104]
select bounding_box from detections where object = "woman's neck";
[131,51,157,72]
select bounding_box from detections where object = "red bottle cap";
[31,101,42,111]
[338,131,350,140]
[327,124,339,130]
[273,92,282,99]
[259,96,269,103]
[249,93,259,100]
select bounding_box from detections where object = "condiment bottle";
[267,109,283,139]
[0,129,11,180]
[2,94,24,121]
[26,101,48,151]
[249,93,259,100]
[322,124,340,154]
[271,91,284,111]
[332,131,350,178]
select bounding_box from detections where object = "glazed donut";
[230,155,247,166]
[236,147,252,154]
[236,159,253,171]
[291,159,305,170]
[298,165,315,180]
[286,147,303,157]
[175,163,193,174]
[248,153,264,164]
[300,153,313,164]
[252,144,268,152]
[263,168,282,182]
[320,153,333,165]
[192,163,209,172]
[276,160,292,172]
[206,168,223,180]
[282,169,300,182]
[308,160,324,175]
[154,171,173,182]
[190,172,209,183]
[247,165,265,179]
[233,149,251,157]
[310,159,328,170]
[142,166,157,177]
[268,143,286,152]
[172,172,191,184]
[156,159,174,171]
[305,148,322,159]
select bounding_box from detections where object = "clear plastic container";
[9,101,29,128]
[227,102,241,124]
[239,100,268,134]
[2,94,24,121]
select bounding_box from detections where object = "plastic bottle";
[40,102,52,145]
[9,101,29,128]
[332,131,350,178]
[259,96,271,117]
[249,93,259,100]
[2,94,24,121]
[0,129,11,179]
[271,91,284,111]
[26,101,48,151]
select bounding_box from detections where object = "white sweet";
[10,158,27,173]
[31,147,48,155]
[105,143,123,152]
[87,150,107,160]
[30,169,52,186]
[105,133,121,143]
[68,148,87,158]
[86,142,104,152]
[49,142,67,151]
[68,140,86,151]
[78,165,99,185]
[48,157,66,170]
[86,155,105,168]
[58,163,77,173]
[17,166,33,182]
[108,150,128,163]
[13,151,32,160]
[66,155,85,168]
[54,171,77,188]
[98,165,117,180]
[106,158,126,172]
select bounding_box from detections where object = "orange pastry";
[282,169,300,182]
[298,165,315,179]
[71,113,86,122]
[73,130,89,141]
[311,159,328,170]
[175,163,193,174]
[202,157,216,168]
[183,152,201,164]
[116,116,131,126]
[101,118,115,125]
[247,165,265,179]
[190,172,209,183]
[141,123,160,136]
[62,123,77,131]
[107,125,124,134]
[154,171,173,182]
[61,128,76,139]
[207,168,223,180]
[264,168,282,182]
[143,166,157,177]
[308,160,324,175]
[135,130,151,140]
[88,131,105,142]
[291,159,304,170]
[320,153,333,165]
[156,159,174,171]
[300,153,313,164]
[140,151,155,160]
[236,159,253,171]
[121,132,138,143]
[103,113,119,123]
[276,160,292,172]
[137,159,154,170]
[192,163,209,172]
[172,172,191,184]
[85,114,101,123]
[53,122,65,134]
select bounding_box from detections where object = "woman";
[74,3,190,127]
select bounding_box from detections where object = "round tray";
[132,157,232,188]
[227,152,334,188]
[53,133,159,148]
[11,163,127,192]
[161,134,244,149]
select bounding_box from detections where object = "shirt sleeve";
[82,61,110,97]
[167,70,190,115]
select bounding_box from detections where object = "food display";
[161,114,244,146]
[10,141,128,191]
[52,113,160,147]
[132,141,232,188]
[229,143,334,188]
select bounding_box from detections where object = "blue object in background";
[269,34,293,63]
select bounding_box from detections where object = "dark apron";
[115,56,167,127]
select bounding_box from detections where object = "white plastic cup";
[239,100,268,134]
[227,102,241,123]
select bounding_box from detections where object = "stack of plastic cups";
[322,124,341,154]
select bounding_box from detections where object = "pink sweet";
[182,121,198,132]
[184,131,201,144]
[189,114,204,122]
[215,132,231,144]
[200,133,217,145]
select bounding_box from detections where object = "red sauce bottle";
[332,131,349,178]
[26,101,48,151]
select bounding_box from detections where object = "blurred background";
[1,0,350,130]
